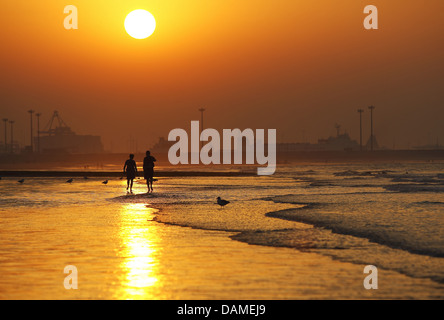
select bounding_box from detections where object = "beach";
[1,162,444,300]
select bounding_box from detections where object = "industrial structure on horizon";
[35,111,103,154]
[2,106,444,156]
[150,128,377,155]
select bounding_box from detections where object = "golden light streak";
[118,203,159,299]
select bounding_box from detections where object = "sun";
[124,10,156,39]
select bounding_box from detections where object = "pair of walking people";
[123,151,156,193]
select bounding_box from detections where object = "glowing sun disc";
[125,10,156,39]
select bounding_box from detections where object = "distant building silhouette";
[154,132,364,155]
[413,142,444,150]
[278,133,360,153]
[36,111,103,154]
[318,133,360,151]
[151,137,174,153]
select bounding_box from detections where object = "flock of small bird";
[1,176,231,207]
[9,178,110,185]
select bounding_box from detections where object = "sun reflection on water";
[118,203,160,299]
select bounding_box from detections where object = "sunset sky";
[1,0,443,152]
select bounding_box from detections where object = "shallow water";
[1,162,444,299]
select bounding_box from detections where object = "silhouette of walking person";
[123,154,137,193]
[143,150,156,193]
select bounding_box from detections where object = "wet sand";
[1,201,443,300]
[1,169,444,300]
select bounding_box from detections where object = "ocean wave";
[409,201,444,206]
[230,228,365,251]
[334,170,392,177]
[258,193,444,285]
[289,170,317,176]
[264,193,444,258]
[231,228,444,284]
[384,184,444,193]
[390,176,439,183]
[306,181,336,188]
[266,206,444,258]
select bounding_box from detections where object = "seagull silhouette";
[66,178,73,183]
[102,180,108,185]
[216,197,230,207]
[18,179,24,183]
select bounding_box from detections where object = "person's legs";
[126,178,130,190]
[149,177,153,192]
[130,179,134,192]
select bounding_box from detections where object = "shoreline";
[0,170,255,178]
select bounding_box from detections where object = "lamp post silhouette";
[9,120,14,154]
[198,108,205,150]
[2,118,8,153]
[36,113,42,154]
[335,123,341,137]
[28,110,34,152]
[357,109,364,151]
[368,106,375,151]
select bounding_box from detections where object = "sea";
[0,162,443,300]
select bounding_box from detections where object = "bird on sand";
[18,179,24,183]
[102,180,108,185]
[216,197,230,207]
[66,178,73,183]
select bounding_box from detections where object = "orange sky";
[1,0,443,151]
